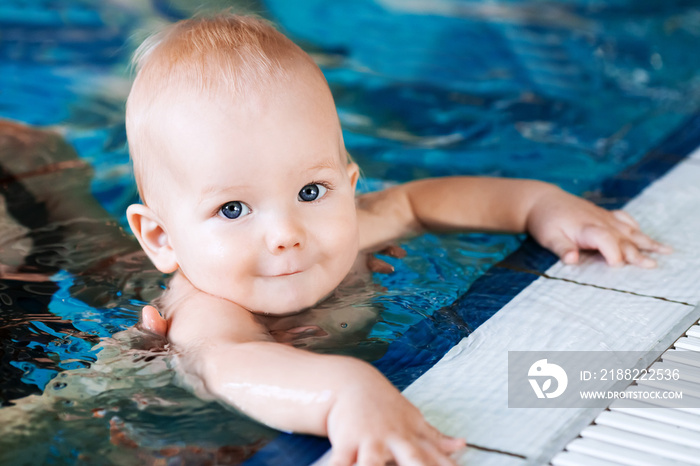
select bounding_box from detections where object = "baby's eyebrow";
[307,159,341,173]
[196,184,248,204]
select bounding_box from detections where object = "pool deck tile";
[403,281,694,462]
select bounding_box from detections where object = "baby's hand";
[140,305,168,336]
[327,379,465,465]
[366,244,407,274]
[527,188,671,268]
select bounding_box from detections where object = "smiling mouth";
[272,270,303,277]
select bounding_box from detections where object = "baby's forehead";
[153,89,343,163]
[160,62,337,134]
[152,52,328,120]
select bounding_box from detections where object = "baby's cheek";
[184,239,241,286]
[329,225,359,275]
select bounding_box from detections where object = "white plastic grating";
[552,322,700,466]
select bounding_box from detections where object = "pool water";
[1,0,699,464]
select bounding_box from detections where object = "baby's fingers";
[578,226,625,266]
[389,438,457,466]
[357,441,390,466]
[582,226,663,268]
[438,435,467,454]
[612,210,671,254]
[141,305,168,336]
[423,421,466,455]
[542,233,580,265]
[329,444,357,466]
[378,244,407,259]
[621,241,656,269]
[628,230,672,254]
[367,255,395,274]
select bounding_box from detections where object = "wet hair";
[125,13,317,205]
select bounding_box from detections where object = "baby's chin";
[246,288,336,317]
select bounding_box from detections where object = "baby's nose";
[265,213,305,253]
[272,235,301,252]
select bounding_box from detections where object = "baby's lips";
[261,270,301,278]
[264,263,310,277]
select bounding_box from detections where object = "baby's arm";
[163,283,464,465]
[358,177,669,267]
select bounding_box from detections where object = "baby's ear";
[346,162,360,192]
[126,204,178,273]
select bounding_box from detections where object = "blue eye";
[220,201,251,219]
[298,183,328,202]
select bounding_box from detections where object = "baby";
[126,13,669,465]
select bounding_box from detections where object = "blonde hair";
[126,13,316,205]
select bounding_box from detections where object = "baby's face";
[151,69,360,315]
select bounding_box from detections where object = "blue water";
[0,0,699,464]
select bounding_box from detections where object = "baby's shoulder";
[355,186,418,250]
[163,275,270,347]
